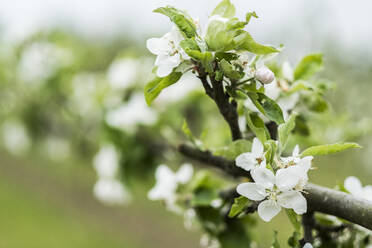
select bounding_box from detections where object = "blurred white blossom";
[93,144,120,179]
[344,176,372,202]
[18,42,72,84]
[107,58,139,90]
[105,93,158,132]
[93,178,131,205]
[148,163,193,212]
[1,120,31,155]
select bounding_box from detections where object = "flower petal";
[251,137,264,157]
[277,190,307,214]
[251,166,275,189]
[344,176,363,197]
[156,62,176,77]
[303,243,313,248]
[235,152,256,171]
[236,182,267,201]
[292,145,300,157]
[276,166,306,192]
[362,186,372,202]
[257,199,281,222]
[146,37,169,55]
[176,163,193,184]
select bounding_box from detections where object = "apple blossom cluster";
[236,139,311,221]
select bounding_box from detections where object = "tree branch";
[178,143,372,230]
[301,211,314,245]
[196,67,242,141]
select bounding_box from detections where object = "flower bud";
[255,66,275,84]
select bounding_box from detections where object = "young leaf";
[272,231,281,248]
[219,59,244,80]
[234,31,278,55]
[154,6,197,38]
[248,92,285,124]
[180,38,200,52]
[214,139,252,160]
[144,71,182,105]
[245,111,270,143]
[185,50,214,74]
[211,0,236,18]
[301,143,362,157]
[285,209,301,232]
[264,140,278,166]
[228,196,249,218]
[245,11,258,23]
[278,113,297,152]
[294,53,323,81]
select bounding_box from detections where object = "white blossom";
[303,243,313,248]
[344,176,372,202]
[93,178,131,205]
[235,138,266,172]
[1,120,31,155]
[278,145,313,191]
[105,93,158,132]
[148,163,193,212]
[255,66,275,84]
[237,166,307,222]
[107,58,139,90]
[146,26,189,77]
[93,144,120,179]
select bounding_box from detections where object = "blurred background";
[0,0,371,247]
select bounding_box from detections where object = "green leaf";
[219,59,244,80]
[248,92,285,124]
[191,188,219,207]
[294,53,323,81]
[182,119,203,148]
[285,209,301,232]
[234,31,279,55]
[228,196,249,218]
[205,18,235,52]
[180,38,200,52]
[185,50,214,74]
[214,139,252,160]
[305,94,328,112]
[144,71,182,105]
[278,113,297,152]
[301,143,362,157]
[245,11,258,23]
[211,0,236,18]
[264,140,278,166]
[287,231,300,248]
[245,111,270,143]
[154,6,197,38]
[271,231,281,248]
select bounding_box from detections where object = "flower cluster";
[236,138,312,221]
[148,163,194,212]
[344,176,372,202]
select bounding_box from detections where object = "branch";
[178,144,372,230]
[196,67,242,141]
[301,212,314,245]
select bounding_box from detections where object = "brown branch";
[178,143,372,230]
[196,66,242,141]
[301,212,315,245]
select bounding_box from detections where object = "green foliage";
[144,71,183,105]
[219,59,244,80]
[294,53,323,81]
[278,113,297,152]
[287,231,301,248]
[271,231,281,248]
[248,92,285,124]
[234,31,279,55]
[301,142,361,157]
[245,111,271,143]
[228,196,250,218]
[186,50,214,74]
[265,140,278,166]
[211,0,236,18]
[154,6,197,38]
[285,210,301,232]
[214,139,252,160]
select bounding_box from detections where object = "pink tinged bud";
[255,67,275,84]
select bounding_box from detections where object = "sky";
[0,0,371,60]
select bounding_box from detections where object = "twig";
[301,211,315,245]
